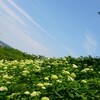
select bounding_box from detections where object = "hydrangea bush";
[0,58,100,100]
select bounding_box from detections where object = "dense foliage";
[0,56,100,100]
[0,47,41,60]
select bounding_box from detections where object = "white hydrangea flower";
[30,91,41,97]
[22,70,29,76]
[44,82,51,86]
[30,91,38,97]
[42,86,46,89]
[0,59,4,63]
[81,80,87,83]
[51,75,58,80]
[81,69,87,73]
[47,65,51,68]
[37,91,41,95]
[13,66,17,69]
[0,86,8,91]
[62,70,70,75]
[6,81,11,84]
[56,80,62,83]
[3,74,9,79]
[72,64,78,68]
[37,83,44,87]
[3,67,7,70]
[41,97,50,100]
[22,70,29,74]
[44,77,49,80]
[24,91,30,95]
[98,71,100,74]
[70,73,76,78]
[81,68,90,73]
[90,68,94,71]
[68,76,74,81]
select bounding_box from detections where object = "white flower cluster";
[62,70,70,75]
[81,68,94,73]
[70,73,76,78]
[41,97,50,100]
[81,80,87,83]
[51,75,58,80]
[24,91,30,95]
[24,91,41,97]
[22,70,30,76]
[56,80,62,83]
[33,65,41,72]
[44,76,49,80]
[72,64,78,68]
[8,93,20,99]
[68,76,74,81]
[3,74,13,79]
[0,86,8,91]
[44,82,52,86]
[62,69,76,81]
[37,83,44,87]
[30,91,41,97]
[37,82,52,90]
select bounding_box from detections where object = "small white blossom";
[51,75,58,80]
[44,77,49,80]
[56,80,62,83]
[42,86,46,89]
[24,91,30,95]
[6,81,11,84]
[0,86,8,91]
[70,73,76,78]
[37,83,44,87]
[44,82,51,86]
[3,74,9,79]
[81,68,90,73]
[81,80,87,83]
[47,65,51,68]
[30,91,37,97]
[22,70,29,74]
[68,76,74,81]
[98,72,100,74]
[72,64,78,68]
[41,97,50,100]
[62,70,70,75]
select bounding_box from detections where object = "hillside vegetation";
[0,46,100,100]
[0,58,100,100]
[0,47,44,60]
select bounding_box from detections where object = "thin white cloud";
[83,31,97,55]
[0,1,25,25]
[0,0,52,57]
[7,0,55,39]
[0,0,75,57]
[7,0,75,56]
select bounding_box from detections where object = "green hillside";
[0,47,38,60]
[0,41,11,47]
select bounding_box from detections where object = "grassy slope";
[0,47,37,60]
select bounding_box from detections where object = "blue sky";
[0,0,100,57]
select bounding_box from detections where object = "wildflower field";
[0,57,100,100]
